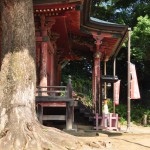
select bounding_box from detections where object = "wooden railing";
[36,86,68,97]
[35,76,74,130]
[36,76,73,99]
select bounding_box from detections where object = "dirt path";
[110,134,150,150]
[66,124,150,150]
[78,133,150,150]
[110,125,150,150]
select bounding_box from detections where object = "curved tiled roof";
[33,0,129,61]
[80,0,128,59]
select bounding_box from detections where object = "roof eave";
[33,0,81,5]
[80,0,129,59]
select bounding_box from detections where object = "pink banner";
[130,63,141,99]
[114,80,120,105]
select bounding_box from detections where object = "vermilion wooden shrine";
[34,0,128,129]
[1,0,129,130]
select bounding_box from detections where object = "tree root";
[0,121,111,150]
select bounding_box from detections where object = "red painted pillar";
[93,49,102,114]
[46,40,55,87]
[57,64,61,86]
[39,16,48,90]
[92,33,112,115]
[40,42,48,87]
[39,17,56,90]
[92,33,102,115]
[50,53,54,86]
[92,67,95,112]
[47,20,56,86]
[51,40,59,86]
[36,44,41,85]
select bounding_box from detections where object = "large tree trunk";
[0,0,73,150]
[0,0,44,149]
[0,0,109,150]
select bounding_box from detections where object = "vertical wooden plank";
[37,104,43,124]
[95,113,99,130]
[67,75,73,98]
[66,76,74,129]
[40,42,48,87]
[57,64,61,86]
[92,68,95,113]
[66,102,73,130]
[127,28,131,130]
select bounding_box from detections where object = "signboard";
[130,63,141,99]
[114,80,120,105]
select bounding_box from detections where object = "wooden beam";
[36,96,73,103]
[42,115,66,120]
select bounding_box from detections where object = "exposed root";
[0,121,64,150]
[0,121,111,150]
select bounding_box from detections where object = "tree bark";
[0,0,40,149]
[0,0,35,126]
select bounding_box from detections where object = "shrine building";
[34,0,128,88]
[1,0,129,130]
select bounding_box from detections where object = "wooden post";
[39,15,48,95]
[127,28,131,131]
[113,58,116,113]
[66,102,73,130]
[143,115,147,126]
[104,61,107,99]
[95,55,101,114]
[95,113,99,130]
[50,53,54,86]
[36,45,41,85]
[67,75,73,98]
[47,23,58,87]
[40,42,48,86]
[37,87,42,96]
[92,67,95,113]
[92,33,112,117]
[92,33,102,115]
[66,75,73,130]
[57,64,61,86]
[37,104,43,124]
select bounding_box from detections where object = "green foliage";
[119,117,127,125]
[91,0,150,26]
[131,15,150,62]
[62,60,92,94]
[108,100,150,124]
[82,91,93,108]
[131,104,146,123]
[62,60,93,108]
[85,96,93,107]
